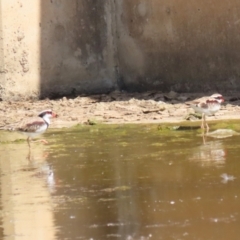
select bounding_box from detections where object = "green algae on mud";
[210,121,240,131]
[1,119,240,145]
[0,139,26,144]
[0,130,28,144]
[54,117,240,134]
[157,120,240,132]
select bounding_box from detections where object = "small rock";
[177,95,189,101]
[206,129,240,138]
[71,116,78,121]
[164,91,178,101]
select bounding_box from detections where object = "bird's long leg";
[32,139,48,144]
[201,113,205,129]
[39,139,48,144]
[27,137,31,148]
[27,148,32,161]
[201,113,207,143]
[204,115,209,133]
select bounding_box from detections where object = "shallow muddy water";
[1,124,240,240]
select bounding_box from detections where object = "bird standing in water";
[0,109,57,147]
[189,93,224,131]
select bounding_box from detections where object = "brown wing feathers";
[18,120,45,132]
[199,102,208,109]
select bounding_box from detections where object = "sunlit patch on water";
[209,214,237,223]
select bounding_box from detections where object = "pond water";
[1,124,240,240]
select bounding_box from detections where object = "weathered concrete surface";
[0,0,117,100]
[0,1,4,100]
[1,0,240,100]
[40,0,117,98]
[0,0,41,100]
[116,0,240,92]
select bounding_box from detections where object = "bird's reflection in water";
[189,135,226,166]
[27,148,33,161]
[202,133,207,145]
[24,146,56,193]
[27,147,49,161]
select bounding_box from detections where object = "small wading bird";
[0,109,57,147]
[188,93,224,131]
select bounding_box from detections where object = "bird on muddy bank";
[0,109,57,147]
[187,93,224,131]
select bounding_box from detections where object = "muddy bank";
[0,91,240,128]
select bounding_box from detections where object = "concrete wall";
[116,0,240,92]
[0,1,4,100]
[0,0,117,100]
[0,0,41,100]
[40,0,117,98]
[1,0,240,100]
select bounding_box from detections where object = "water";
[1,124,240,240]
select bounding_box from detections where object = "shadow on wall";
[40,0,117,99]
[40,0,240,98]
[115,0,240,92]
